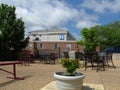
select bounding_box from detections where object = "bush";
[60,58,80,76]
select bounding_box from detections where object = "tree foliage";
[78,26,99,50]
[97,21,120,49]
[0,4,29,60]
[78,21,120,51]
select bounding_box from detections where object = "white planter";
[54,72,85,90]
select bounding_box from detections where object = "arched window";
[35,37,39,41]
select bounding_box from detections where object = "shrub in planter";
[60,58,80,76]
[54,58,85,90]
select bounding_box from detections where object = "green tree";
[0,4,29,60]
[78,21,120,51]
[78,26,99,50]
[96,21,120,50]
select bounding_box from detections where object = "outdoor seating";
[38,51,50,64]
[63,51,69,58]
[19,50,35,65]
[38,50,57,64]
[84,50,95,71]
[63,50,115,72]
[105,52,116,68]
[63,51,85,60]
[96,52,106,71]
[75,52,85,60]
[48,52,57,64]
[84,50,106,72]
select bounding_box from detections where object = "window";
[34,42,37,49]
[35,37,39,41]
[66,44,71,50]
[54,43,58,49]
[40,43,44,49]
[29,43,33,48]
[59,34,64,40]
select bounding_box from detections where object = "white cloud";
[81,0,120,13]
[76,21,99,29]
[75,9,99,29]
[76,9,98,21]
[15,0,78,31]
[0,0,78,31]
[0,0,101,34]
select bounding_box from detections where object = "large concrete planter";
[54,72,85,90]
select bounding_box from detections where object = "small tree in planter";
[61,58,80,76]
[54,58,85,90]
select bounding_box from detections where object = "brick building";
[26,27,83,58]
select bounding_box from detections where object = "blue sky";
[0,0,120,40]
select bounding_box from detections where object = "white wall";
[29,33,67,41]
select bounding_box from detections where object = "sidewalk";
[40,81,104,90]
[0,60,120,90]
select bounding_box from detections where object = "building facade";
[26,27,83,58]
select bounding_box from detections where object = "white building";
[26,27,83,57]
[29,27,76,42]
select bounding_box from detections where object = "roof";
[29,27,67,33]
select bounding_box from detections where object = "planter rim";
[54,72,85,80]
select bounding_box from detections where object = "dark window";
[54,43,58,49]
[34,42,37,49]
[40,43,44,49]
[66,44,71,51]
[35,37,39,41]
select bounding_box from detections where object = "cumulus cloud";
[0,0,78,31]
[81,0,120,13]
[75,9,99,29]
[1,0,118,36]
[76,21,99,29]
[15,0,78,31]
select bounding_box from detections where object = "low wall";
[69,51,76,59]
[112,53,120,60]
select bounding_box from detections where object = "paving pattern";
[40,81,104,90]
[0,60,120,90]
